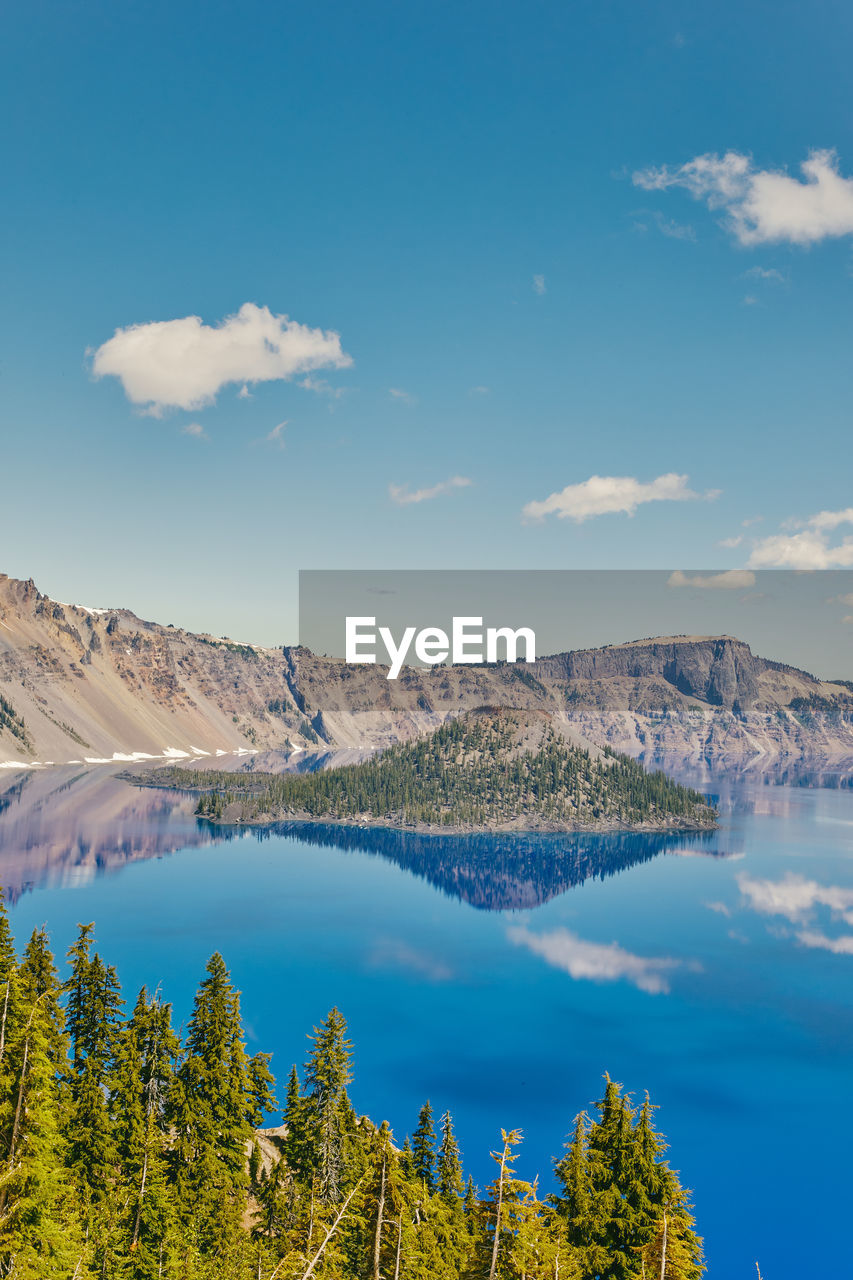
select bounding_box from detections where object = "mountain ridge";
[2,572,852,769]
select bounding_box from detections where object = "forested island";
[149,709,715,834]
[0,897,705,1279]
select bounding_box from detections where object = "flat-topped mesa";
[535,636,761,714]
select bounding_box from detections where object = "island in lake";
[142,706,716,834]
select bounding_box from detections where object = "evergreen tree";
[436,1110,464,1206]
[167,952,268,1254]
[111,987,181,1276]
[303,1007,354,1204]
[0,948,81,1276]
[412,1099,437,1191]
[17,929,66,1067]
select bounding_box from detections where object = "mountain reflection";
[0,767,221,902]
[249,821,720,910]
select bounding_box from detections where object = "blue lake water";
[2,764,852,1277]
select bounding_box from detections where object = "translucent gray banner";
[299,569,853,680]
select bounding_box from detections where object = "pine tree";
[303,1007,354,1204]
[111,987,181,1276]
[0,948,82,1276]
[17,928,66,1067]
[0,891,20,1070]
[436,1110,464,1206]
[167,952,269,1254]
[412,1099,437,1191]
[65,922,95,1073]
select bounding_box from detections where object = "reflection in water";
[0,767,221,901]
[0,765,727,910]
[506,923,685,993]
[248,820,721,911]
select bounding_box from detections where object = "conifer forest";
[0,896,704,1279]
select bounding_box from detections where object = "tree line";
[0,896,704,1279]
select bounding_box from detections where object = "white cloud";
[266,421,287,448]
[533,274,546,295]
[634,148,853,246]
[809,507,853,531]
[796,929,853,956]
[389,475,472,506]
[718,535,743,549]
[737,872,853,926]
[389,388,416,405]
[91,302,352,414]
[237,384,252,399]
[651,211,696,241]
[468,385,490,396]
[181,422,207,440]
[743,294,759,306]
[507,925,683,995]
[748,508,853,568]
[706,900,732,918]
[366,937,453,982]
[523,472,712,523]
[299,375,347,399]
[668,570,756,590]
[743,266,786,283]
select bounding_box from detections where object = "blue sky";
[2,0,853,642]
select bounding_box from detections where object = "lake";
[2,762,852,1277]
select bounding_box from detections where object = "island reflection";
[1,765,727,910]
[248,820,722,910]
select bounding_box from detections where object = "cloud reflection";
[507,925,683,995]
[737,872,853,925]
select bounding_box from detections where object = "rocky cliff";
[2,572,852,770]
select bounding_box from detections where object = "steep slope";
[2,572,853,769]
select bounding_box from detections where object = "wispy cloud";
[266,421,287,448]
[523,472,715,523]
[468,385,490,396]
[533,274,546,295]
[181,422,208,441]
[796,929,853,956]
[668,570,755,590]
[389,475,472,506]
[748,508,853,568]
[633,148,853,246]
[706,900,732,918]
[91,302,352,414]
[366,938,453,981]
[389,387,416,405]
[633,210,693,239]
[507,925,684,994]
[300,374,348,399]
[650,212,691,241]
[718,535,743,549]
[743,265,787,283]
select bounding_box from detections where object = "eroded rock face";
[538,637,761,714]
[1,573,852,768]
